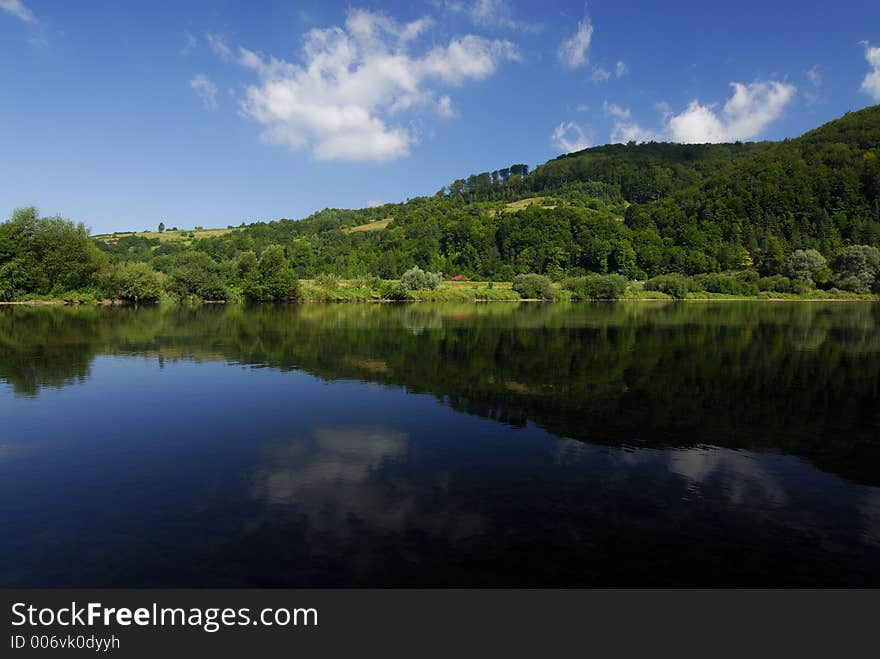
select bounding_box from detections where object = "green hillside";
[2,105,880,302]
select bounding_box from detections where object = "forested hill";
[92,104,878,282]
[2,105,880,302]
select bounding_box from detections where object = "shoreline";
[2,295,878,307]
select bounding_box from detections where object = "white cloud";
[804,66,822,105]
[0,0,35,23]
[611,120,660,144]
[436,94,456,117]
[607,81,795,145]
[666,81,796,142]
[469,0,539,32]
[590,65,610,82]
[590,60,626,83]
[206,32,232,61]
[190,74,218,110]
[604,102,661,143]
[861,43,880,101]
[435,0,539,32]
[603,100,631,120]
[551,121,590,153]
[235,8,519,162]
[367,200,384,208]
[558,18,593,70]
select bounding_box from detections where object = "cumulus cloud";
[235,9,519,162]
[608,81,796,144]
[551,121,590,153]
[190,74,218,110]
[558,18,593,69]
[611,120,660,144]
[666,81,796,142]
[615,60,627,77]
[0,0,35,23]
[861,43,880,101]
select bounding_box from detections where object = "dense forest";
[2,105,880,302]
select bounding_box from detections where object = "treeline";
[2,105,880,302]
[0,208,300,303]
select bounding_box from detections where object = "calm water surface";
[1,302,879,586]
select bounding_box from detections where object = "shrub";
[102,262,163,304]
[512,273,554,299]
[400,266,442,291]
[351,274,379,289]
[758,274,792,293]
[375,280,411,300]
[563,274,628,300]
[315,272,340,289]
[692,270,759,295]
[645,274,693,299]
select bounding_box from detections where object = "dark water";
[1,302,879,587]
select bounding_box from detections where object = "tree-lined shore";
[2,106,880,305]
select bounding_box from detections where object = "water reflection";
[249,427,486,557]
[1,302,879,586]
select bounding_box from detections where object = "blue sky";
[1,0,879,234]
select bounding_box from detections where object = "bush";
[692,270,759,295]
[351,274,379,289]
[400,266,442,291]
[315,272,340,289]
[563,274,628,300]
[374,280,411,300]
[758,274,792,293]
[645,274,693,299]
[101,262,163,304]
[512,273,554,299]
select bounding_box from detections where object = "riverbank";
[1,279,878,305]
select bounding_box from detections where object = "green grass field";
[342,218,394,234]
[93,228,236,244]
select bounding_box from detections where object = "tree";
[158,222,165,233]
[830,245,880,293]
[102,262,162,303]
[0,207,105,299]
[166,251,228,300]
[785,249,827,288]
[242,245,301,301]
